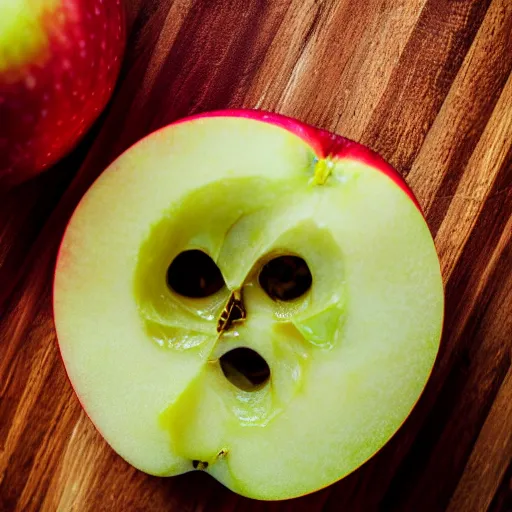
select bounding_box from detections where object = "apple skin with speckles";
[0,0,125,189]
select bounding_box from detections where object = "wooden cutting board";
[1,0,511,510]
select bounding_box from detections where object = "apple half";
[53,110,444,500]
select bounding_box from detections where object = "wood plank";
[407,0,512,218]
[447,367,512,512]
[362,0,493,171]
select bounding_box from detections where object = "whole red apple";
[0,0,125,188]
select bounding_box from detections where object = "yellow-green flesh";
[0,0,59,73]
[54,117,444,500]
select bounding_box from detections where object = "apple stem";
[311,158,333,185]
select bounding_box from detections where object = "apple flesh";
[53,110,444,500]
[0,0,125,188]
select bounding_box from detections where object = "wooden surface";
[1,0,511,510]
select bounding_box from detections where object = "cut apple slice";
[54,110,443,500]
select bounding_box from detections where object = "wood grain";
[448,367,512,512]
[1,0,511,510]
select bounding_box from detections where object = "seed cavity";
[192,460,209,470]
[220,347,270,392]
[167,250,225,298]
[259,255,312,301]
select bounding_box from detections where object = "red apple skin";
[0,0,125,189]
[54,108,429,472]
